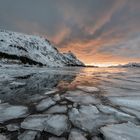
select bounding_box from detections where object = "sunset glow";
[0,0,140,65]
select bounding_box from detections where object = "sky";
[0,0,140,66]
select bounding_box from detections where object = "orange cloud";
[49,26,70,45]
[58,35,140,66]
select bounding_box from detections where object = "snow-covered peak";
[0,29,84,67]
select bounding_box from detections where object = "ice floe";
[100,122,140,140]
[0,103,28,123]
[77,86,100,93]
[44,105,67,114]
[21,114,50,131]
[0,134,8,140]
[64,90,100,105]
[44,115,70,136]
[53,94,61,102]
[91,136,102,140]
[120,107,140,120]
[68,129,87,140]
[44,88,59,95]
[48,137,66,140]
[97,104,135,121]
[18,130,38,140]
[69,105,117,133]
[21,114,70,136]
[6,123,19,132]
[36,97,56,111]
[10,81,26,88]
[108,96,140,111]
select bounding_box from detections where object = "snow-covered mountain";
[0,29,85,67]
[121,62,140,68]
[109,62,140,68]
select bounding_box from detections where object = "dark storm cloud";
[0,0,64,36]
[0,0,140,64]
[0,0,115,36]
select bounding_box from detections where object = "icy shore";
[0,66,140,140]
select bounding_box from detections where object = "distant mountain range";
[110,62,140,68]
[0,29,85,67]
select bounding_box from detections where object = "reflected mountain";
[0,71,76,104]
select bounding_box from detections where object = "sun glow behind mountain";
[86,63,119,67]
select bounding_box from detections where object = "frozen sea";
[0,65,140,140]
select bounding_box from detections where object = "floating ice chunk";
[68,129,87,140]
[29,94,46,102]
[0,103,28,123]
[0,74,14,82]
[6,123,19,131]
[120,107,140,120]
[44,89,59,95]
[36,97,56,111]
[44,105,67,114]
[108,96,140,111]
[99,86,140,97]
[0,134,8,140]
[79,105,99,114]
[60,101,67,105]
[21,114,70,136]
[67,105,73,109]
[77,86,100,93]
[21,114,50,131]
[69,105,117,133]
[18,130,38,140]
[64,90,100,105]
[97,104,135,121]
[91,136,102,140]
[100,122,140,140]
[48,137,66,140]
[10,81,26,87]
[44,115,70,136]
[73,103,78,108]
[53,94,61,101]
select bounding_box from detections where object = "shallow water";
[0,66,140,140]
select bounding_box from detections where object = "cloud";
[98,35,140,58]
[0,0,140,64]
[83,0,127,35]
[49,26,71,45]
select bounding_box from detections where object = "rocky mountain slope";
[0,29,85,67]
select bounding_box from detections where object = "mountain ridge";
[0,29,85,67]
[109,62,140,68]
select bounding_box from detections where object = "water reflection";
[0,66,140,105]
[0,71,76,104]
